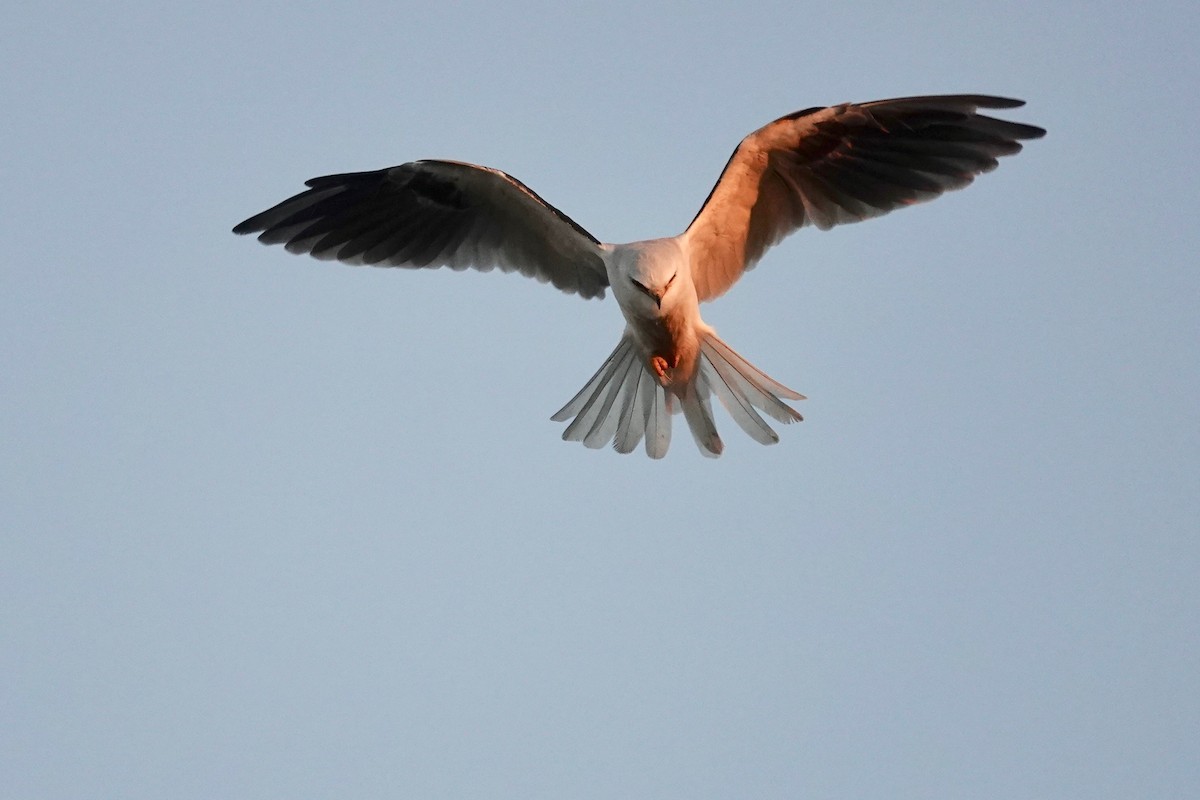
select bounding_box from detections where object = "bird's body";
[234,95,1044,457]
[608,237,700,383]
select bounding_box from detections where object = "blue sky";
[3,2,1198,798]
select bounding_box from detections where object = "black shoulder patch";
[405,170,468,210]
[774,105,827,124]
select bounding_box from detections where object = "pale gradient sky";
[3,2,1198,798]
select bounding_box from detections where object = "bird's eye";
[630,278,652,296]
[666,271,677,286]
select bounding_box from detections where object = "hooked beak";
[630,277,664,309]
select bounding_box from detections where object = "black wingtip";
[977,96,1027,109]
[1004,121,1048,140]
[231,217,261,236]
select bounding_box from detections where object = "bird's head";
[618,239,685,313]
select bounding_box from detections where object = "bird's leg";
[650,352,680,386]
[650,355,670,383]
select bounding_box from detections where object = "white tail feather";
[551,338,632,423]
[680,383,723,458]
[553,331,802,458]
[560,341,633,445]
[613,367,648,454]
[644,380,671,459]
[698,348,779,445]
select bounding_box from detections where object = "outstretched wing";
[233,159,610,299]
[683,95,1046,302]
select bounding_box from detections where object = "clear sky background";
[3,2,1198,798]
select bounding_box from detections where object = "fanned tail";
[553,331,804,458]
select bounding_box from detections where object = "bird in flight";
[234,94,1044,458]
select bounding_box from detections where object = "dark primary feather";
[685,95,1046,301]
[233,160,609,299]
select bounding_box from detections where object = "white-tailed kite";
[234,94,1044,458]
